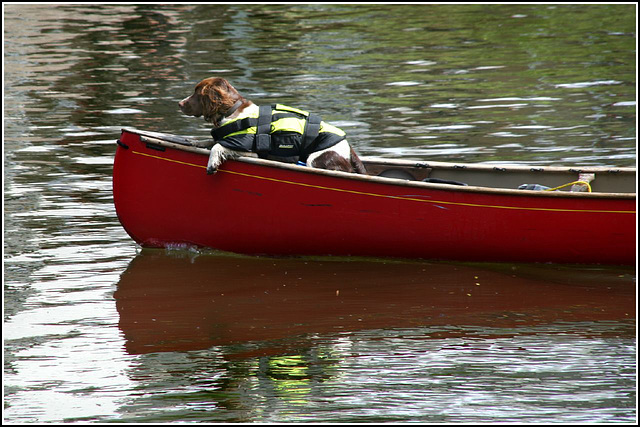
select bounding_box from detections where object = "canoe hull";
[113,130,636,265]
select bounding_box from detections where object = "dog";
[178,77,367,175]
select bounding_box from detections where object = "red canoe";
[113,128,637,265]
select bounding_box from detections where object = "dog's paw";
[207,146,223,175]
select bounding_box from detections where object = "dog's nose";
[178,98,190,114]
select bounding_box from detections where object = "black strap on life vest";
[299,113,321,163]
[254,105,272,158]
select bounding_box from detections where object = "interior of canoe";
[122,128,637,195]
[362,159,637,195]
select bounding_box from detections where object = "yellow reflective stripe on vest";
[220,104,344,138]
[274,105,345,136]
[272,117,306,133]
[222,109,259,137]
[274,104,309,117]
[226,128,256,138]
[319,121,346,136]
[226,120,346,138]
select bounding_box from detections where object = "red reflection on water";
[114,251,635,354]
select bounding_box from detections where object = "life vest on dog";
[210,104,346,163]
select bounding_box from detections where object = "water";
[3,3,637,423]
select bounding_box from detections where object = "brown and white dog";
[178,77,366,175]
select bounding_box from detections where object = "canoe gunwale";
[121,128,636,200]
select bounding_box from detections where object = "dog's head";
[178,77,245,127]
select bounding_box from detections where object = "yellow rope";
[544,180,592,193]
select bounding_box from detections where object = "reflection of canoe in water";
[114,252,635,354]
[113,128,636,265]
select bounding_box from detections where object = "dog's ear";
[197,80,222,125]
[199,78,238,126]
